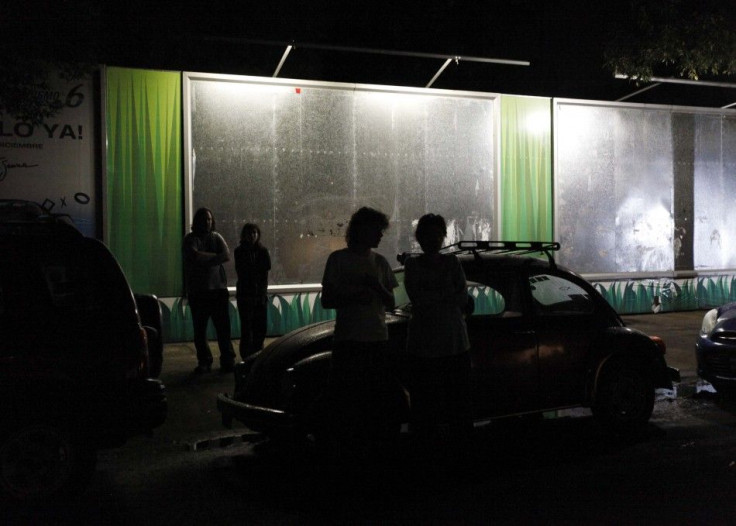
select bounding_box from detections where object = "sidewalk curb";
[662,375,702,400]
[186,431,264,452]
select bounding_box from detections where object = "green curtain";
[500,95,553,241]
[105,67,182,296]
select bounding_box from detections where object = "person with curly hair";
[321,206,399,451]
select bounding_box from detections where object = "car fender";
[585,326,672,403]
[283,351,333,414]
[284,350,410,425]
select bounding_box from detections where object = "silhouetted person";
[182,207,235,374]
[404,213,472,454]
[321,206,398,453]
[234,222,271,359]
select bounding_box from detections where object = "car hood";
[716,302,736,331]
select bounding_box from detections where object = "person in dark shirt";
[404,213,472,453]
[182,207,235,374]
[234,223,271,359]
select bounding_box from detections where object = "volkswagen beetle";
[218,241,677,445]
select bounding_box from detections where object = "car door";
[528,270,598,409]
[467,270,539,418]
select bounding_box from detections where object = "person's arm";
[258,248,271,293]
[233,246,243,277]
[193,233,230,265]
[320,253,342,309]
[374,255,398,310]
[363,272,395,310]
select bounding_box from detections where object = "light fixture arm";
[426,58,455,88]
[273,44,293,77]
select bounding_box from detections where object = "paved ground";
[156,310,706,448]
[2,310,716,524]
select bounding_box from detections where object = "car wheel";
[593,359,654,435]
[301,389,405,459]
[0,424,97,505]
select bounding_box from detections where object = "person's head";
[240,222,261,246]
[345,206,389,250]
[415,213,447,254]
[192,207,215,234]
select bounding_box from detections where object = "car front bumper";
[696,336,736,389]
[217,393,295,433]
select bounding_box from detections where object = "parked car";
[218,241,678,448]
[696,302,736,392]
[0,200,167,504]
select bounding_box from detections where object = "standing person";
[234,223,271,359]
[182,207,236,374]
[320,206,399,451]
[404,213,472,453]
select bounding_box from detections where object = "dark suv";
[0,200,167,504]
[218,241,679,446]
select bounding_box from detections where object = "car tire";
[0,423,97,505]
[301,389,405,460]
[592,358,655,436]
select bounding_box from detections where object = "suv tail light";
[126,326,149,379]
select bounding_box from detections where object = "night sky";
[5,0,736,108]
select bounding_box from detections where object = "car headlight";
[701,308,718,336]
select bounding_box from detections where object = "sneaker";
[193,364,212,375]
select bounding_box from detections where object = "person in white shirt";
[321,206,398,451]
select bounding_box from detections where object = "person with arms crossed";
[182,207,236,374]
[321,206,399,453]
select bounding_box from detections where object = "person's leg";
[252,299,268,352]
[211,289,235,368]
[189,294,213,369]
[236,298,251,360]
[238,299,255,359]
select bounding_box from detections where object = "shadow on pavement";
[224,415,665,521]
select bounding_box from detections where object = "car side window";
[530,273,594,315]
[468,284,505,315]
[469,272,523,318]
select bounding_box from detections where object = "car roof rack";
[398,240,561,268]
